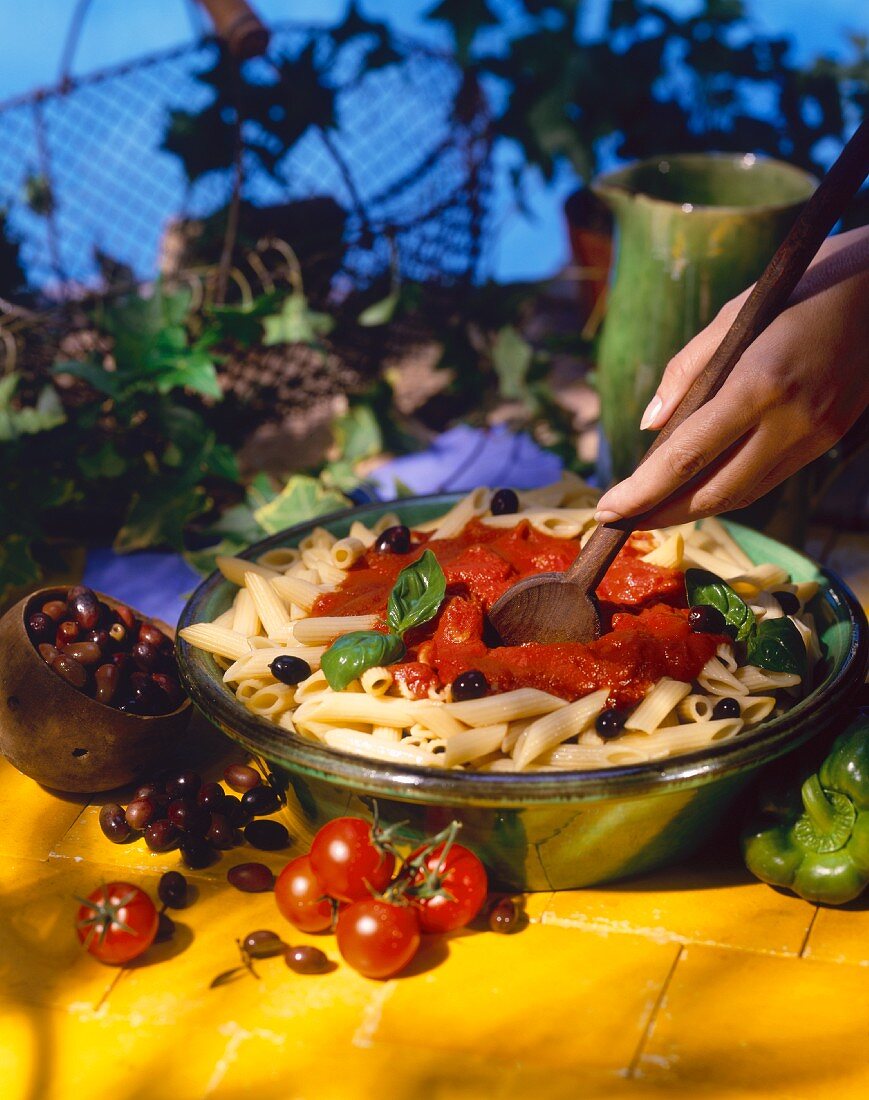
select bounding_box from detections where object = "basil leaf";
[387,549,447,637]
[321,631,406,691]
[747,617,807,678]
[685,568,756,643]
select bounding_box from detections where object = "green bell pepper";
[742,713,869,905]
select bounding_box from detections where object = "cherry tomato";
[336,898,420,979]
[76,882,159,965]
[309,817,395,903]
[410,843,488,933]
[274,855,334,933]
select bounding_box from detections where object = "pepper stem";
[801,773,838,835]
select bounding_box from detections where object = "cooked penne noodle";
[697,655,749,697]
[699,516,754,570]
[737,695,777,725]
[640,532,684,569]
[350,519,377,548]
[446,688,568,727]
[270,573,323,612]
[216,555,279,585]
[330,536,367,569]
[179,622,250,660]
[299,526,336,552]
[425,488,490,540]
[322,728,445,767]
[442,724,508,767]
[361,666,393,697]
[222,645,326,683]
[301,692,423,729]
[677,694,714,723]
[244,571,292,640]
[292,614,379,645]
[246,682,296,717]
[624,679,691,733]
[413,705,468,740]
[372,724,403,743]
[211,607,236,630]
[231,587,261,637]
[681,544,745,580]
[736,665,802,693]
[236,676,271,702]
[256,547,301,571]
[513,690,609,770]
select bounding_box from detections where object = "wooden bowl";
[0,587,191,793]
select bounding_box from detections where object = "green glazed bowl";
[177,495,868,891]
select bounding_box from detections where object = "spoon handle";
[568,118,869,593]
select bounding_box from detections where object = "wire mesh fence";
[0,22,493,301]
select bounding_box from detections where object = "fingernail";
[640,395,663,431]
[594,509,622,524]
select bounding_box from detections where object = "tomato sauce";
[313,519,727,706]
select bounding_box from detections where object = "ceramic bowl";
[177,495,868,890]
[0,588,191,793]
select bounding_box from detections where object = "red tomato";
[336,898,420,979]
[309,817,395,903]
[76,882,159,965]
[274,855,334,933]
[411,843,488,933]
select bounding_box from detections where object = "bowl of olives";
[0,585,191,793]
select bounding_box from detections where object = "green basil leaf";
[387,549,446,637]
[321,631,406,691]
[747,617,806,678]
[685,568,756,643]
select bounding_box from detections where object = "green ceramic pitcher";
[593,153,818,485]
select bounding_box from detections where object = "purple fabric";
[83,427,563,627]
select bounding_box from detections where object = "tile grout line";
[797,905,820,958]
[626,943,683,1080]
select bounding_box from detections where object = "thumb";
[640,288,751,431]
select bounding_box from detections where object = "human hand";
[593,225,869,529]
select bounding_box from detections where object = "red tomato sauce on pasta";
[313,519,725,707]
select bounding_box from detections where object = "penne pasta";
[624,678,691,733]
[244,571,292,640]
[513,690,609,770]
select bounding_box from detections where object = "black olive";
[688,605,727,634]
[375,525,411,554]
[241,785,281,817]
[27,611,55,645]
[244,819,290,851]
[712,697,741,720]
[158,870,188,909]
[269,654,312,685]
[774,590,800,615]
[595,708,626,739]
[490,488,519,516]
[451,669,489,702]
[180,835,216,870]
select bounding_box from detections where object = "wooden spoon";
[489,119,869,646]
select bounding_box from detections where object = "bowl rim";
[177,494,868,805]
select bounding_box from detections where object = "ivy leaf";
[0,381,66,441]
[332,405,382,464]
[492,325,533,402]
[52,359,123,399]
[357,288,400,327]
[262,292,335,346]
[321,631,406,691]
[320,460,365,495]
[77,442,127,480]
[685,568,756,643]
[747,617,807,678]
[387,549,447,637]
[155,346,222,398]
[114,481,209,552]
[161,104,235,182]
[252,475,349,536]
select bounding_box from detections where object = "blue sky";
[0,1,863,282]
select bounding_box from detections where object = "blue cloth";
[83,427,563,627]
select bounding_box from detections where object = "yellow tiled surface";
[1,534,867,1099]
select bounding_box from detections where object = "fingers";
[595,375,759,523]
[640,289,752,431]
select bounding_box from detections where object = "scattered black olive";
[269,654,312,685]
[167,798,211,836]
[451,669,489,702]
[165,770,201,799]
[241,930,286,959]
[144,819,181,853]
[774,590,800,615]
[197,781,226,810]
[285,945,330,974]
[224,763,261,792]
[244,819,290,851]
[206,813,238,850]
[375,524,411,554]
[158,870,189,909]
[490,488,519,516]
[688,605,727,634]
[227,862,275,892]
[241,785,280,817]
[26,612,54,645]
[180,835,216,870]
[98,802,132,843]
[712,697,741,720]
[489,897,520,933]
[125,797,158,831]
[595,708,627,739]
[222,794,252,829]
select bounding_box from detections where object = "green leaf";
[321,631,406,691]
[387,549,447,637]
[24,173,55,216]
[262,292,335,346]
[393,478,416,499]
[0,382,66,441]
[0,533,41,603]
[252,475,350,536]
[492,325,533,402]
[52,359,123,399]
[114,482,209,552]
[321,460,365,494]
[155,348,222,398]
[685,568,756,643]
[747,617,807,678]
[332,404,383,463]
[357,288,400,327]
[77,442,127,480]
